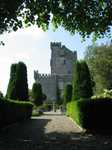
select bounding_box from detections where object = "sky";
[0,25,110,95]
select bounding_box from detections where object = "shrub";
[72,61,93,100]
[67,97,112,132]
[42,102,52,111]
[32,109,42,116]
[103,89,112,97]
[66,101,81,125]
[0,97,33,128]
[6,62,29,101]
[6,63,17,99]
[15,62,29,100]
[32,83,45,106]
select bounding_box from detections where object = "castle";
[34,42,77,101]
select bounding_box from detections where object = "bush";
[91,89,112,99]
[66,101,81,125]
[0,97,33,128]
[6,62,29,101]
[32,83,45,106]
[15,62,29,100]
[6,63,17,99]
[72,61,93,100]
[67,97,112,132]
[42,102,52,111]
[32,109,42,116]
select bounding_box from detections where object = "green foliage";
[67,98,112,132]
[85,44,112,94]
[91,89,112,99]
[66,101,81,126]
[63,84,72,105]
[42,102,52,111]
[6,62,29,101]
[103,89,112,98]
[6,64,17,99]
[72,61,93,100]
[32,83,44,106]
[32,109,41,116]
[0,97,33,128]
[15,62,29,100]
[1,0,112,39]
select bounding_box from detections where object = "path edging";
[68,116,85,132]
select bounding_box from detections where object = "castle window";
[63,60,66,65]
[68,71,71,74]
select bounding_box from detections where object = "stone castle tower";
[34,42,77,101]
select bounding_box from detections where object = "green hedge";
[0,97,33,128]
[66,101,81,125]
[67,98,112,132]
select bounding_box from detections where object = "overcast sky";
[0,25,109,95]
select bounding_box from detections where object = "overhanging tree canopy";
[0,0,112,38]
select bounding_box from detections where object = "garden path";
[0,111,112,150]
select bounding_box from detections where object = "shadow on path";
[0,115,112,150]
[44,132,112,150]
[0,117,51,150]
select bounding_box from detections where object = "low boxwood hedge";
[67,97,112,132]
[0,97,33,128]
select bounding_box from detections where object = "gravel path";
[0,112,112,150]
[43,111,82,134]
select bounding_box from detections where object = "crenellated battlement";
[50,42,77,58]
[50,42,61,49]
[50,42,69,51]
[34,70,56,81]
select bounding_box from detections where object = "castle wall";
[34,71,57,101]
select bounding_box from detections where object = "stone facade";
[34,42,77,101]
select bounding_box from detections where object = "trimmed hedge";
[0,97,33,128]
[66,101,81,125]
[32,83,44,106]
[72,61,93,100]
[67,98,112,132]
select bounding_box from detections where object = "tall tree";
[32,83,44,106]
[15,62,29,100]
[6,62,29,100]
[72,61,93,100]
[0,0,112,39]
[6,63,17,99]
[84,44,112,94]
